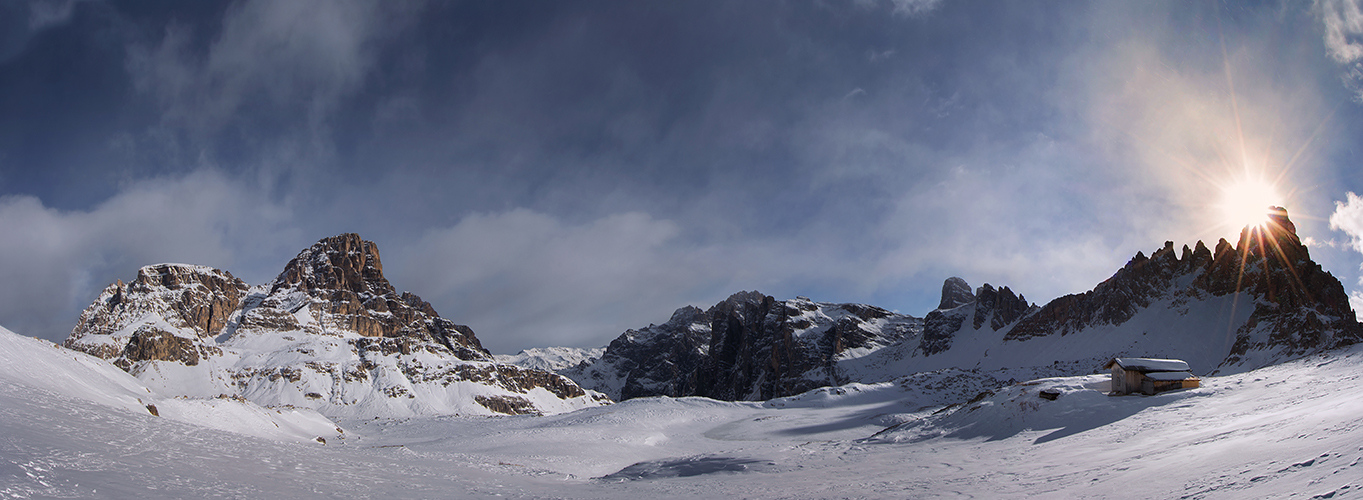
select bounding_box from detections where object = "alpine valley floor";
[3,326,1362,499]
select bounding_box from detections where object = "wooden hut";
[1104,358,1200,395]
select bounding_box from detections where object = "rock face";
[560,208,1362,400]
[65,234,607,417]
[1004,207,1361,370]
[232,234,489,361]
[918,279,1036,357]
[562,292,920,401]
[67,264,245,367]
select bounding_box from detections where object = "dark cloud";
[3,1,1363,350]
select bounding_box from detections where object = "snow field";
[5,322,1363,498]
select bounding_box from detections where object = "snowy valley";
[4,209,1363,498]
[4,324,1362,498]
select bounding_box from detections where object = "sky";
[5,0,1363,354]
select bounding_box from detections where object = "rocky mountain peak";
[1236,206,1308,266]
[666,305,708,326]
[1004,207,1360,369]
[65,234,605,417]
[273,233,391,296]
[64,264,247,367]
[938,277,975,310]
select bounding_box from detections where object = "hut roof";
[1104,358,1191,373]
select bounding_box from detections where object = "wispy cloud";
[0,0,95,61]
[1329,192,1363,255]
[1321,0,1363,100]
[124,0,418,165]
[854,0,942,18]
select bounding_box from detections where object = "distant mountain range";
[555,207,1362,401]
[60,208,1362,415]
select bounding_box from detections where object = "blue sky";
[5,0,1363,353]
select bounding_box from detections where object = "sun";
[1218,178,1282,231]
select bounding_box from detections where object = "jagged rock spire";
[274,233,391,296]
[938,277,975,310]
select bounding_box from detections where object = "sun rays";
[1217,177,1282,231]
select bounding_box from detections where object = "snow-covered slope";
[0,325,340,444]
[844,209,1362,386]
[63,234,609,418]
[495,346,605,372]
[7,333,1363,498]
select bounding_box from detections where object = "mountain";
[494,346,605,372]
[562,207,1362,401]
[64,234,609,417]
[841,207,1363,380]
[562,292,921,401]
[1006,207,1360,370]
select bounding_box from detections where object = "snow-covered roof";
[1105,358,1191,373]
[1143,370,1196,381]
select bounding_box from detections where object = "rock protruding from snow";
[5,325,342,443]
[563,291,921,401]
[1004,208,1361,371]
[235,233,488,361]
[564,208,1362,401]
[65,264,247,368]
[65,234,608,418]
[937,277,975,310]
[918,279,1035,357]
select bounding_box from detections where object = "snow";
[7,315,1363,498]
[841,292,1258,386]
[0,326,342,445]
[1143,370,1195,381]
[1109,357,1192,372]
[494,346,605,372]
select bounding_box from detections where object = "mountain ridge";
[546,208,1362,401]
[65,233,608,417]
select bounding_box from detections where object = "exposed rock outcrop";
[938,277,975,310]
[1003,208,1361,370]
[918,278,1035,357]
[563,292,920,401]
[560,207,1361,399]
[65,234,607,417]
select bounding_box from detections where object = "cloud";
[124,0,419,165]
[0,170,300,342]
[1329,191,1363,255]
[1352,291,1363,321]
[390,210,735,352]
[0,0,95,61]
[1322,0,1363,63]
[853,0,942,18]
[1321,0,1363,100]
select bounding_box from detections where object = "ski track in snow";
[5,327,1363,498]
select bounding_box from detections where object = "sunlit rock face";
[236,233,489,361]
[65,234,607,417]
[65,264,246,369]
[1006,207,1361,370]
[562,292,921,401]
